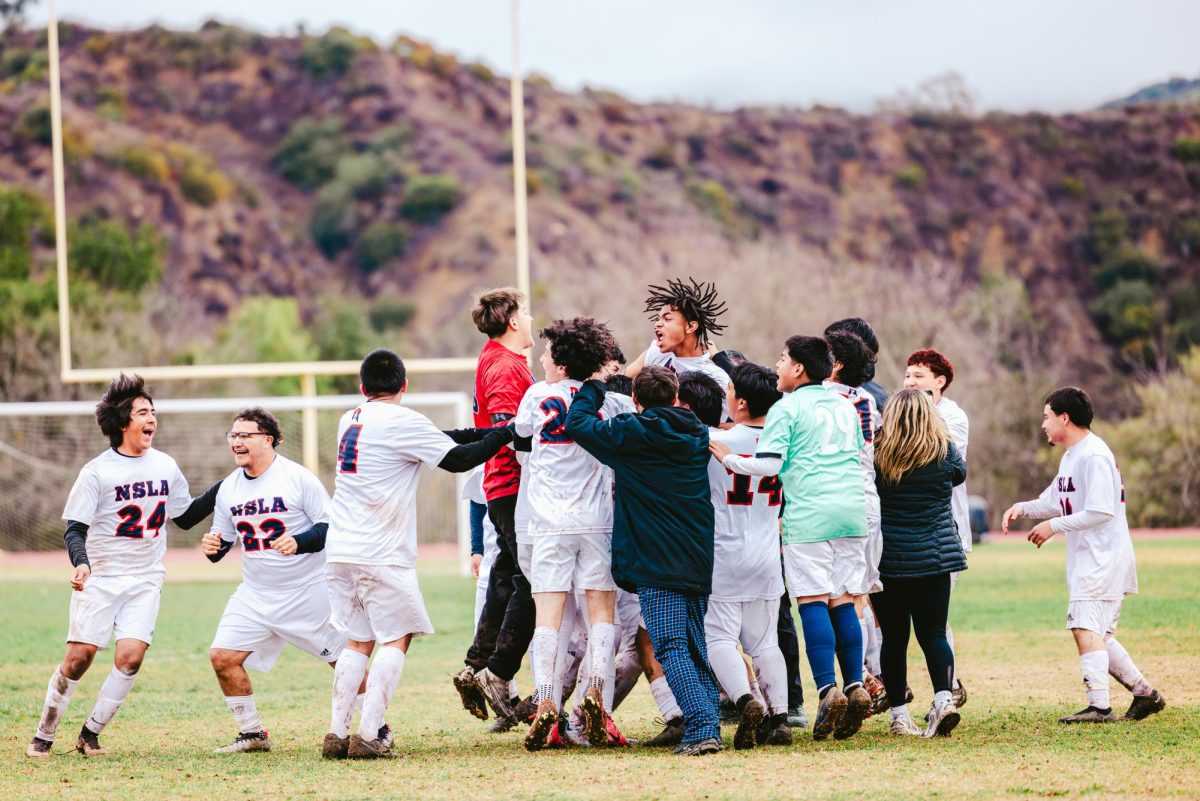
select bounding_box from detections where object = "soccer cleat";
[581,685,610,747]
[514,694,538,724]
[642,716,685,748]
[1123,690,1166,721]
[673,737,722,756]
[601,712,630,747]
[922,701,961,738]
[733,695,765,751]
[563,715,590,747]
[378,723,393,751]
[889,711,922,736]
[488,700,523,734]
[347,733,394,759]
[756,713,793,746]
[717,698,738,725]
[787,705,809,729]
[1058,706,1116,724]
[214,730,270,754]
[453,666,489,721]
[475,668,518,725]
[544,720,568,749]
[952,679,968,709]
[812,686,847,742]
[835,684,871,740]
[863,673,888,716]
[322,733,349,759]
[524,699,559,752]
[76,726,107,757]
[26,737,53,759]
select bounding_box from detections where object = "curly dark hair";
[827,330,876,388]
[96,373,153,448]
[644,277,728,346]
[234,407,283,448]
[540,317,615,381]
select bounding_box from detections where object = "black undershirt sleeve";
[292,522,329,554]
[206,539,233,564]
[511,432,532,452]
[64,520,90,568]
[172,479,223,530]
[438,425,515,473]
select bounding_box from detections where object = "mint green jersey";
[757,383,868,544]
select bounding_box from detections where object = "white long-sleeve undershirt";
[721,454,783,476]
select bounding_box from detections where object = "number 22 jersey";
[61,447,193,579]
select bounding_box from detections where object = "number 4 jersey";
[707,424,784,602]
[212,454,332,592]
[61,447,193,579]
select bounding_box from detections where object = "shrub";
[0,186,51,281]
[1091,244,1164,291]
[642,142,676,170]
[1087,207,1129,263]
[369,296,417,331]
[893,165,927,190]
[370,124,412,153]
[468,61,495,83]
[1,48,46,84]
[95,86,127,121]
[299,27,368,79]
[69,217,164,293]
[114,144,171,182]
[1169,217,1200,258]
[399,175,461,224]
[272,117,349,190]
[1088,279,1164,347]
[310,182,357,258]
[355,221,408,273]
[686,179,736,228]
[334,153,393,200]
[178,156,234,207]
[15,105,52,145]
[213,297,318,395]
[1058,175,1086,200]
[723,134,760,164]
[615,170,642,204]
[1171,136,1200,164]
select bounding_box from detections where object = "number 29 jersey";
[61,447,193,579]
[707,424,785,601]
[212,454,331,592]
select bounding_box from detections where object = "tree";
[1,0,37,26]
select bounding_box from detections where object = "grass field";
[2,538,1198,801]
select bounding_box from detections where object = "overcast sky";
[28,1,1200,112]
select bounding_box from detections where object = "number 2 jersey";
[61,447,193,579]
[707,424,784,602]
[825,380,881,523]
[326,401,455,568]
[514,379,630,536]
[212,454,332,592]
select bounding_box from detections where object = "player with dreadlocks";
[624,278,732,420]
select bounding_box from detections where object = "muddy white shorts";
[326,563,434,644]
[704,597,780,656]
[530,532,615,594]
[783,536,870,599]
[1066,599,1123,637]
[211,581,345,672]
[67,574,162,648]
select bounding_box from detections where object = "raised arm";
[172,479,223,530]
[438,425,516,473]
[564,380,632,463]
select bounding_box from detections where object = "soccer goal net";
[0,392,472,565]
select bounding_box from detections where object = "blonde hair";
[874,388,951,485]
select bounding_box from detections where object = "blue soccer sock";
[797,601,837,693]
[829,602,864,688]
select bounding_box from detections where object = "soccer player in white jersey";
[824,330,888,710]
[517,317,629,751]
[201,408,353,754]
[623,278,732,419]
[705,362,794,749]
[323,349,516,759]
[904,348,970,707]
[27,375,219,758]
[1002,387,1166,724]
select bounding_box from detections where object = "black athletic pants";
[870,572,954,708]
[776,590,804,709]
[464,493,535,681]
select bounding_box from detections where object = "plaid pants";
[638,586,720,744]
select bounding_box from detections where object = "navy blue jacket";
[875,443,968,579]
[565,380,714,595]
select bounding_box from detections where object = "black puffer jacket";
[875,443,967,579]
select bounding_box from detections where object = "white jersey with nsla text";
[61,447,192,579]
[325,401,455,567]
[707,424,785,602]
[213,454,332,592]
[514,379,627,536]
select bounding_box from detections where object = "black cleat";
[453,666,489,721]
[1058,706,1116,724]
[76,726,107,757]
[26,736,53,759]
[733,695,765,750]
[642,716,685,748]
[756,713,793,746]
[1123,690,1166,721]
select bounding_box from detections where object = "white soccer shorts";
[530,532,615,594]
[783,536,870,599]
[517,540,533,577]
[211,582,346,672]
[326,563,434,644]
[704,597,780,657]
[864,513,884,594]
[67,574,162,648]
[616,588,643,646]
[1066,599,1123,637]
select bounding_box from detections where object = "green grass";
[2,539,1198,801]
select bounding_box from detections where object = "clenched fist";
[201,531,223,556]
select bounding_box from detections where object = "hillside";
[1105,76,1200,108]
[1,21,1199,520]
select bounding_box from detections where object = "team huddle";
[26,279,1166,760]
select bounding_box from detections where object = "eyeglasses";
[226,432,268,442]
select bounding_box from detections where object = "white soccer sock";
[1106,637,1153,697]
[84,667,137,734]
[35,667,79,742]
[612,649,642,712]
[890,703,909,720]
[588,621,616,711]
[531,626,558,706]
[341,692,365,733]
[708,640,752,703]
[1080,650,1111,709]
[330,649,369,738]
[933,689,953,708]
[649,675,681,721]
[862,605,882,676]
[507,679,519,700]
[751,647,789,716]
[225,694,263,734]
[359,646,405,738]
